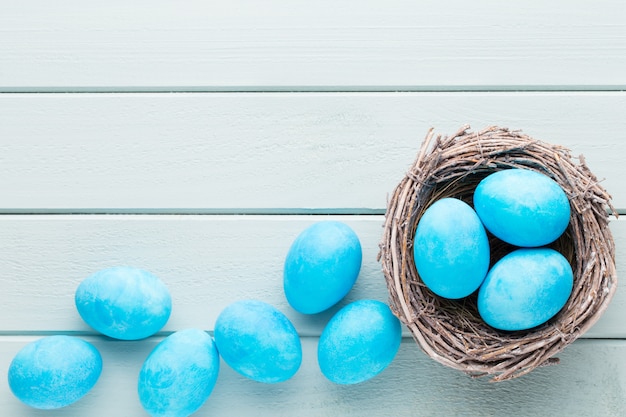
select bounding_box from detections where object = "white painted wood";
[1,92,625,211]
[2,1,624,415]
[0,215,622,338]
[0,336,625,416]
[1,0,625,91]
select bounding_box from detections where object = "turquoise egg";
[75,266,172,340]
[284,221,362,314]
[214,300,302,383]
[138,329,220,417]
[318,300,402,384]
[413,198,490,299]
[8,336,102,409]
[473,169,571,247]
[478,248,574,331]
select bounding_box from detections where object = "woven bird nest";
[379,125,618,382]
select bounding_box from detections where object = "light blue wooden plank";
[1,0,625,90]
[0,337,624,416]
[0,215,622,338]
[0,92,625,210]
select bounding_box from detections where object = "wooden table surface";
[1,1,625,416]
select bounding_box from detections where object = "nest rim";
[379,125,618,382]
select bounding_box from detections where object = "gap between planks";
[0,209,622,216]
[2,86,626,94]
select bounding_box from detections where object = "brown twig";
[378,126,618,382]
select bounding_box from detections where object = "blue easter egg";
[318,300,402,384]
[75,266,172,340]
[214,300,302,383]
[473,169,571,247]
[138,328,220,417]
[478,248,574,331]
[413,198,490,299]
[8,336,102,409]
[284,221,362,314]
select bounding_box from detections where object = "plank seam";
[1,86,626,94]
[0,209,622,216]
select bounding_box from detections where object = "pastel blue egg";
[284,221,362,314]
[473,169,571,247]
[8,336,102,409]
[478,248,574,331]
[318,300,401,385]
[138,329,220,417]
[75,266,172,340]
[413,198,490,299]
[214,300,302,383]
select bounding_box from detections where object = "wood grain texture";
[1,92,625,211]
[0,215,622,338]
[1,0,625,91]
[0,337,625,417]
[2,1,625,414]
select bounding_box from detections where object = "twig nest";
[378,125,618,381]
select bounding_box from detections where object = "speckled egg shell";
[138,328,220,417]
[413,198,490,299]
[284,221,362,314]
[317,299,402,385]
[214,300,302,383]
[478,248,574,331]
[8,336,102,410]
[75,266,172,340]
[473,168,571,247]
